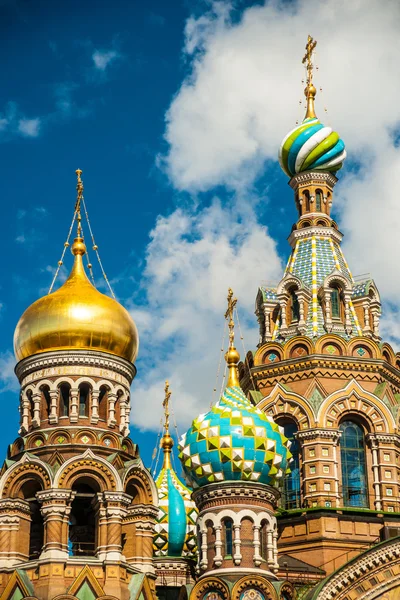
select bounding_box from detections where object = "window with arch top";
[330,285,341,319]
[279,421,301,509]
[79,383,90,417]
[289,288,300,323]
[316,190,322,211]
[339,420,368,508]
[223,519,233,556]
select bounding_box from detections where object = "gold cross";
[75,169,84,235]
[225,288,237,348]
[302,34,317,86]
[163,380,171,433]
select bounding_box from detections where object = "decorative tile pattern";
[154,462,197,558]
[179,386,292,489]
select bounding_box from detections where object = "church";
[0,36,399,600]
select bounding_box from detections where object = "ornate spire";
[161,381,174,469]
[224,288,240,387]
[71,169,86,257]
[302,34,318,120]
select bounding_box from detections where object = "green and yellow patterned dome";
[178,290,292,489]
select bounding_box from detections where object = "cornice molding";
[289,171,338,188]
[16,349,136,383]
[288,226,343,248]
[193,481,279,511]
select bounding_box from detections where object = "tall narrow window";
[304,191,310,212]
[79,383,90,417]
[316,190,322,211]
[290,289,300,322]
[331,287,340,319]
[69,481,98,556]
[281,421,301,509]
[340,420,368,507]
[260,522,268,560]
[41,386,51,418]
[59,384,70,417]
[223,520,233,556]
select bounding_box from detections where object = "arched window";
[27,390,34,420]
[339,420,368,507]
[281,421,301,509]
[79,383,90,417]
[289,288,300,323]
[41,385,51,418]
[331,286,341,319]
[260,521,268,560]
[59,384,70,417]
[223,519,233,556]
[303,190,310,212]
[20,480,44,560]
[98,386,108,421]
[316,190,322,211]
[69,480,99,556]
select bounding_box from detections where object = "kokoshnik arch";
[1,34,400,600]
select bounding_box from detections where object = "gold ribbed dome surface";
[14,237,139,363]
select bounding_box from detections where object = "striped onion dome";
[153,430,197,558]
[279,117,347,178]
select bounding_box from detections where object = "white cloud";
[0,351,18,393]
[131,199,283,431]
[92,49,121,71]
[133,0,400,433]
[18,117,41,137]
[0,102,41,141]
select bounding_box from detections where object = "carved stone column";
[107,392,117,428]
[37,489,74,560]
[253,524,261,567]
[102,491,131,561]
[19,393,30,435]
[49,390,59,424]
[214,524,223,567]
[362,301,372,336]
[0,499,31,567]
[367,435,382,511]
[343,291,352,334]
[233,523,242,565]
[90,390,100,424]
[119,397,128,436]
[32,392,41,428]
[69,387,79,423]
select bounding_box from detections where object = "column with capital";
[37,489,74,559]
[49,390,59,424]
[103,491,131,561]
[0,499,31,567]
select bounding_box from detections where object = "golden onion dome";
[14,236,139,363]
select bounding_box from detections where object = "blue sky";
[2,0,400,471]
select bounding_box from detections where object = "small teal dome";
[154,443,197,557]
[279,117,346,178]
[178,385,292,489]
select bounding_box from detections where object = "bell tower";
[0,171,158,600]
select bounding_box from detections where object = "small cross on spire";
[225,287,237,349]
[163,380,171,434]
[75,169,84,236]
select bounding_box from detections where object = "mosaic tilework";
[269,233,368,340]
[154,464,197,557]
[179,386,292,489]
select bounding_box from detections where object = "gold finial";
[71,169,86,257]
[224,288,240,387]
[302,35,318,120]
[161,380,174,469]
